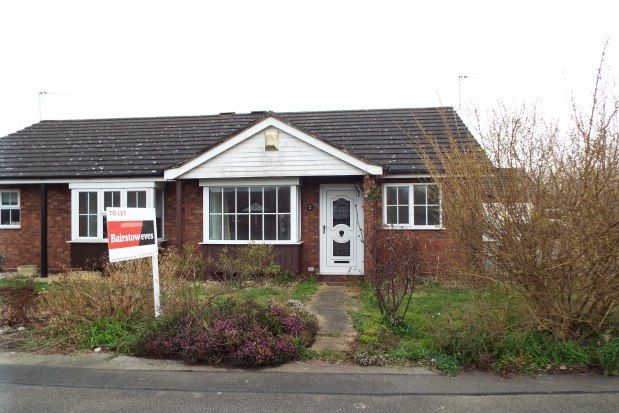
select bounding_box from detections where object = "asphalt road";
[0,364,617,412]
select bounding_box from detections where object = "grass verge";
[352,282,617,375]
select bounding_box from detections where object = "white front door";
[319,184,364,275]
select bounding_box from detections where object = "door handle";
[322,225,326,234]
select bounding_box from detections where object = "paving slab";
[308,284,357,352]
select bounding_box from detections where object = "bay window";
[203,183,299,243]
[383,183,442,229]
[70,184,164,241]
[0,190,20,229]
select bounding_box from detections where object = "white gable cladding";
[179,127,366,179]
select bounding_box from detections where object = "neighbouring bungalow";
[0,108,479,276]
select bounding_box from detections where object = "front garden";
[352,282,618,375]
[0,245,319,368]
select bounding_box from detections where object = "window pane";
[237,214,249,240]
[278,214,291,240]
[88,215,97,237]
[11,209,20,225]
[127,191,146,208]
[103,216,109,238]
[1,192,17,206]
[88,192,98,213]
[137,191,146,207]
[223,188,235,213]
[237,188,249,213]
[386,206,397,224]
[278,187,290,213]
[414,185,426,205]
[386,187,397,205]
[209,214,222,240]
[79,192,88,214]
[332,198,351,226]
[223,215,235,240]
[250,187,263,213]
[155,189,164,238]
[414,206,427,226]
[209,188,222,213]
[398,206,409,224]
[264,214,277,240]
[333,240,351,257]
[0,209,9,225]
[427,185,440,205]
[79,215,88,237]
[264,187,277,213]
[250,214,263,240]
[397,186,409,204]
[104,191,121,209]
[428,205,440,226]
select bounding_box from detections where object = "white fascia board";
[69,181,162,189]
[199,177,300,187]
[164,117,383,179]
[1,177,168,185]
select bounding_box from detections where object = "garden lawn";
[352,282,617,375]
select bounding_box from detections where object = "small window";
[102,191,121,238]
[127,190,147,208]
[0,190,20,228]
[384,184,441,228]
[78,191,98,237]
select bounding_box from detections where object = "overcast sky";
[0,1,617,137]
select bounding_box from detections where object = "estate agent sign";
[106,207,161,316]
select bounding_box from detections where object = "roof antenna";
[38,90,48,121]
[38,90,68,120]
[458,75,468,109]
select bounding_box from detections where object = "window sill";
[0,225,21,230]
[200,240,304,245]
[382,225,444,231]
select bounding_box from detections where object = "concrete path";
[308,284,357,353]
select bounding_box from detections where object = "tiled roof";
[0,107,478,178]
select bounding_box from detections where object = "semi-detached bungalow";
[0,108,479,277]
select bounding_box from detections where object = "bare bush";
[424,59,619,340]
[363,184,425,325]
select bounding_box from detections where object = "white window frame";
[70,183,164,242]
[382,183,442,230]
[202,182,300,245]
[0,189,21,229]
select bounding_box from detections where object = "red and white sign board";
[106,207,161,316]
[107,208,158,262]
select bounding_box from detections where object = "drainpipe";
[40,183,48,278]
[176,180,183,250]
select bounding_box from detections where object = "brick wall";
[0,185,40,270]
[0,178,451,276]
[300,181,320,273]
[0,183,71,272]
[362,176,450,277]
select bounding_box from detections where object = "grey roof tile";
[0,107,479,178]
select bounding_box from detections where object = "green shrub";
[79,317,148,353]
[214,244,280,279]
[597,339,619,376]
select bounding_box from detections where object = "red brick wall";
[362,176,450,277]
[0,178,450,275]
[0,184,71,272]
[300,181,320,273]
[0,185,40,270]
[47,184,71,271]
